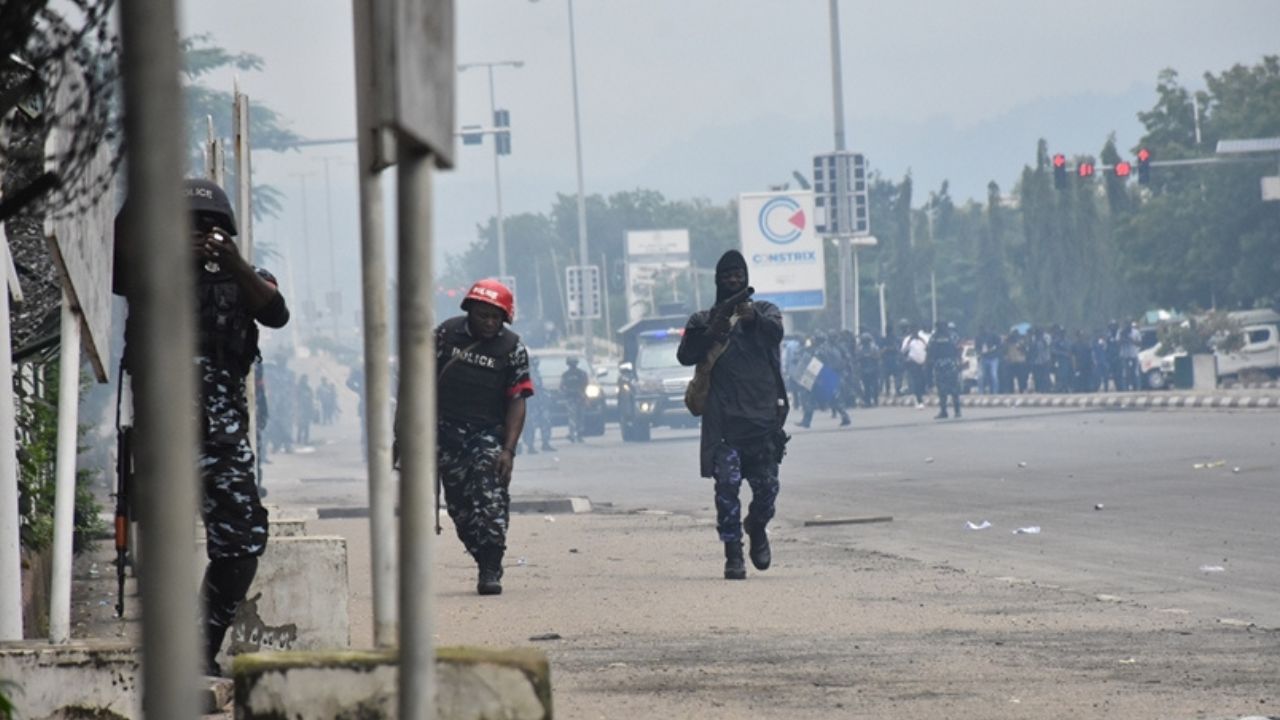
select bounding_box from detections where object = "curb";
[877,393,1280,410]
[315,496,592,520]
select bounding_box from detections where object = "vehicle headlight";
[585,385,602,399]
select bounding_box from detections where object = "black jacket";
[678,300,787,478]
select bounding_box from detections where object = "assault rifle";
[113,366,134,619]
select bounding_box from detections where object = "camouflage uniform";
[198,358,269,560]
[438,418,509,557]
[433,317,534,575]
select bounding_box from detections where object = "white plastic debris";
[1013,526,1041,535]
[1094,503,1105,511]
[543,515,556,523]
[924,457,935,464]
[1232,466,1241,474]
[1199,565,1226,573]
[516,557,528,567]
[1017,461,1028,468]
[966,520,992,530]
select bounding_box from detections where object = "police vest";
[436,316,519,427]
[197,271,259,377]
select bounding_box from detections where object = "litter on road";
[1094,503,1105,510]
[803,515,894,527]
[528,633,562,642]
[966,520,992,530]
[1013,526,1041,535]
[1199,565,1226,573]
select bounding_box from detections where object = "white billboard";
[738,191,825,311]
[625,229,690,322]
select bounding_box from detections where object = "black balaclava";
[714,250,749,304]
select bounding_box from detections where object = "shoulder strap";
[438,339,484,379]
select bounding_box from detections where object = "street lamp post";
[531,0,593,362]
[458,60,523,278]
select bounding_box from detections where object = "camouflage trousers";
[200,437,268,560]
[712,440,780,543]
[198,359,268,560]
[438,419,509,559]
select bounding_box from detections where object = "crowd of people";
[784,318,1153,421]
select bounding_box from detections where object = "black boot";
[476,548,504,596]
[201,556,259,676]
[723,541,746,580]
[744,520,771,571]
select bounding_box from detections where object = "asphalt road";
[483,405,1280,630]
[269,401,1278,631]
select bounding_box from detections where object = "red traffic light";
[1114,161,1132,178]
[1077,162,1095,178]
[1137,147,1151,163]
[1052,153,1066,168]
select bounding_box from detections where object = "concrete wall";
[234,647,553,720]
[196,535,350,666]
[0,641,138,719]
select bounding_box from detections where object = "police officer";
[560,357,589,443]
[927,320,962,419]
[428,279,533,595]
[114,178,289,675]
[678,250,789,580]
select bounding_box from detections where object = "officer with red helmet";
[427,278,532,595]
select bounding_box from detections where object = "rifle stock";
[114,425,133,618]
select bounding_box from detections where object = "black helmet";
[184,178,238,235]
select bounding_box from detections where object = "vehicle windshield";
[535,355,591,383]
[636,341,683,371]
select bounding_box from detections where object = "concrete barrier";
[233,647,552,720]
[0,641,138,719]
[196,536,350,667]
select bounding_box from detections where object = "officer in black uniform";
[429,279,533,595]
[559,357,589,443]
[927,320,962,419]
[114,178,289,676]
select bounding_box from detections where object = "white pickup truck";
[1140,309,1280,388]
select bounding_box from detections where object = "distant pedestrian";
[927,321,963,419]
[294,375,314,446]
[560,357,589,443]
[977,327,1001,394]
[901,324,929,408]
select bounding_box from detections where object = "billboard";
[625,229,690,322]
[738,191,825,311]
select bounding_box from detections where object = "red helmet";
[461,278,515,323]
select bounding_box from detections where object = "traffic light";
[1053,153,1067,190]
[1077,162,1095,179]
[1136,147,1151,185]
[494,109,511,156]
[1113,161,1132,178]
[461,125,483,146]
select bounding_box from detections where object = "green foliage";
[0,678,16,719]
[1120,56,1280,311]
[15,366,105,554]
[181,34,299,222]
[1156,311,1244,355]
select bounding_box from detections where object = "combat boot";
[723,541,746,580]
[744,519,771,571]
[476,549,504,596]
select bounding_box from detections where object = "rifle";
[113,365,134,618]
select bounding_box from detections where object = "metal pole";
[0,234,21,640]
[828,0,847,153]
[293,173,314,331]
[351,0,396,648]
[487,66,509,278]
[566,0,593,362]
[600,251,612,349]
[838,239,850,331]
[118,0,201,713]
[323,158,340,338]
[930,270,937,327]
[827,0,853,332]
[852,248,861,336]
[396,144,437,719]
[48,295,79,643]
[878,282,887,336]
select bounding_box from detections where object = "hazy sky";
[178,0,1280,313]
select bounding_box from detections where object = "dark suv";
[617,328,697,442]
